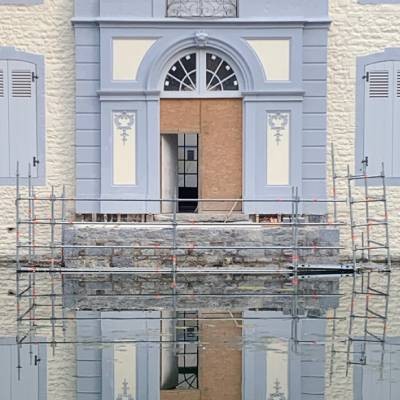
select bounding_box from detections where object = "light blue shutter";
[299,319,326,400]
[0,61,9,177]
[364,62,393,176]
[76,312,102,400]
[8,60,38,178]
[0,339,46,400]
[392,65,400,177]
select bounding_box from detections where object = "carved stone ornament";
[268,113,289,145]
[114,112,135,145]
[167,0,237,18]
[194,31,209,47]
[268,379,287,400]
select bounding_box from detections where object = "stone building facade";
[0,1,399,400]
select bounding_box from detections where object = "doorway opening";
[161,133,199,214]
[178,134,198,213]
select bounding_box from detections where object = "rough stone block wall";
[64,273,340,311]
[63,225,340,269]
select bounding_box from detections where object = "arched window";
[164,50,239,94]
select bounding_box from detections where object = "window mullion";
[198,50,206,95]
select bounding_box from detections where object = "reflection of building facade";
[72,276,338,400]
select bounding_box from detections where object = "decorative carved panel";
[267,112,290,186]
[167,0,237,18]
[113,111,136,185]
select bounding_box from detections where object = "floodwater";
[4,268,400,400]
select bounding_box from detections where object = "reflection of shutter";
[300,320,326,400]
[76,312,102,400]
[0,61,9,177]
[353,341,400,400]
[8,60,38,178]
[364,62,393,176]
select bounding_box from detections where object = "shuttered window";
[0,59,40,181]
[0,338,47,400]
[363,61,400,177]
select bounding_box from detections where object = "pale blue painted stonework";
[243,311,327,400]
[356,48,400,186]
[73,0,330,214]
[0,0,42,4]
[0,47,45,186]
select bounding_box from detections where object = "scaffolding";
[13,150,393,380]
[345,163,392,376]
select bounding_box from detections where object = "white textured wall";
[325,1,400,399]
[0,2,76,399]
[328,0,400,259]
[0,0,75,260]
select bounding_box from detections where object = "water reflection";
[5,270,400,400]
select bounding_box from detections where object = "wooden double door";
[160,99,242,212]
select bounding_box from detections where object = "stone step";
[154,212,250,223]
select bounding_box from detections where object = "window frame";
[356,49,400,186]
[0,47,45,186]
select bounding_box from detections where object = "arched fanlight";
[164,53,197,91]
[164,51,239,92]
[206,53,238,91]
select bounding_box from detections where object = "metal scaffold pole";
[50,185,57,355]
[28,165,33,365]
[61,185,67,341]
[331,143,338,224]
[291,187,300,352]
[15,162,22,380]
[346,164,357,376]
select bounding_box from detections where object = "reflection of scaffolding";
[345,163,392,376]
[176,311,199,389]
